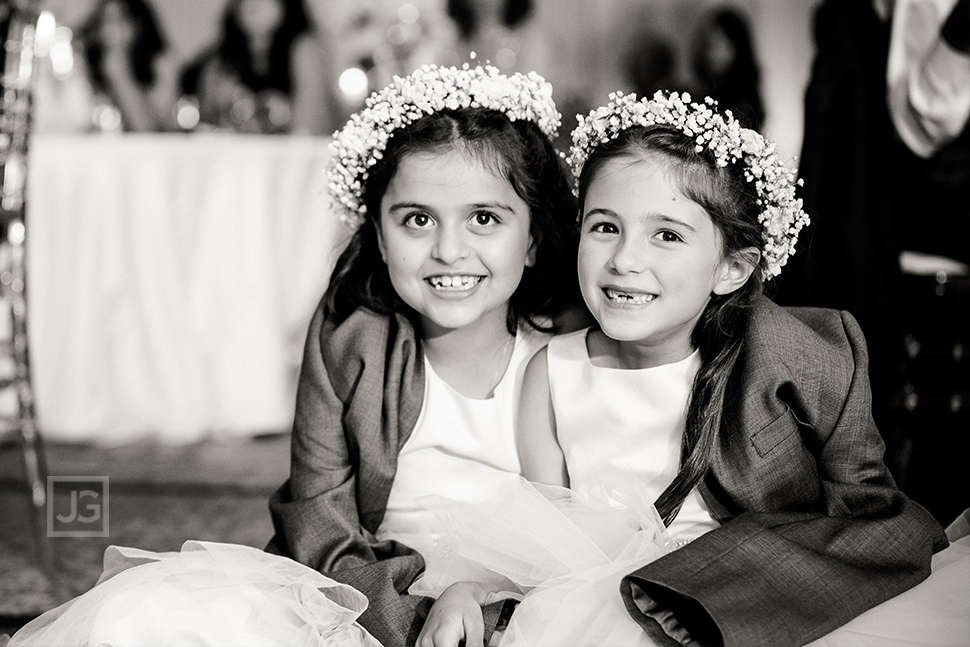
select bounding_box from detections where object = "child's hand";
[417,581,488,647]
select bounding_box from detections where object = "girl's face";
[579,155,739,366]
[378,147,535,338]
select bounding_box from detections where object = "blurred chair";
[0,0,53,571]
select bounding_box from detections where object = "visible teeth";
[606,288,656,304]
[429,275,481,290]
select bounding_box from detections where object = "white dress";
[407,328,710,646]
[375,326,551,548]
[8,327,551,647]
[376,325,552,586]
[7,541,381,646]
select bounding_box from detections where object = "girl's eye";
[404,213,434,229]
[656,230,683,243]
[589,222,619,235]
[470,211,498,227]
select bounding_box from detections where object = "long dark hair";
[326,108,579,336]
[578,125,765,526]
[183,0,309,96]
[81,0,166,91]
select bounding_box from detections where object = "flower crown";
[567,91,810,278]
[327,63,561,231]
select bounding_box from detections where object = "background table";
[25,133,349,444]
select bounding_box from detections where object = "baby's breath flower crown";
[568,91,809,278]
[327,63,561,231]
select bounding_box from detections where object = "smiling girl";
[400,91,948,647]
[6,64,578,647]
[267,63,580,647]
[516,91,946,645]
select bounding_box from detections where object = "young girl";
[412,91,954,646]
[6,63,578,647]
[266,61,580,647]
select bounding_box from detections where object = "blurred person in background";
[624,32,682,100]
[30,0,178,132]
[180,0,336,135]
[689,6,765,130]
[78,0,178,131]
[777,0,968,526]
[443,0,550,74]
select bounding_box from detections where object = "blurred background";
[5,0,826,445]
[29,0,817,157]
[0,0,966,634]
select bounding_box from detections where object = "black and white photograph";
[1,0,967,644]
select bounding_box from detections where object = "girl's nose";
[431,223,470,264]
[608,235,647,274]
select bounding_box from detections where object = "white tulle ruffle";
[404,473,672,647]
[9,540,381,647]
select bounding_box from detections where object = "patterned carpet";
[0,433,290,634]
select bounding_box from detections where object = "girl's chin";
[418,307,496,334]
[595,319,656,344]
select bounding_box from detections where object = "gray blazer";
[621,298,947,646]
[267,303,507,647]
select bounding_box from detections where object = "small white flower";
[326,64,560,231]
[567,90,809,280]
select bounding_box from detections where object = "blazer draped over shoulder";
[266,302,507,647]
[621,297,947,646]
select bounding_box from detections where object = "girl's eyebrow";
[581,207,616,222]
[387,200,518,213]
[581,210,696,233]
[387,201,428,212]
[470,201,518,213]
[653,214,698,233]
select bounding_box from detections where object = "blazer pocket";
[750,408,800,457]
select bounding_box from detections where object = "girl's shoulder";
[318,305,421,366]
[545,327,592,365]
[750,298,863,349]
[745,297,864,383]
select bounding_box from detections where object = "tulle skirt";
[8,541,381,647]
[400,474,673,647]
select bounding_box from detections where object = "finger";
[429,621,464,647]
[416,618,448,647]
[464,609,485,647]
[416,626,433,647]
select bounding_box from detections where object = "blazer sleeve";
[620,307,948,647]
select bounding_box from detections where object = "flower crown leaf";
[327,63,562,232]
[567,90,810,278]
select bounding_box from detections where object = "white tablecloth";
[25,133,349,444]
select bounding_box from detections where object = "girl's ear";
[526,234,537,267]
[713,246,759,295]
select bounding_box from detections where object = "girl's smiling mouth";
[426,275,485,291]
[603,287,658,304]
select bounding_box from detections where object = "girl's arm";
[516,346,568,487]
